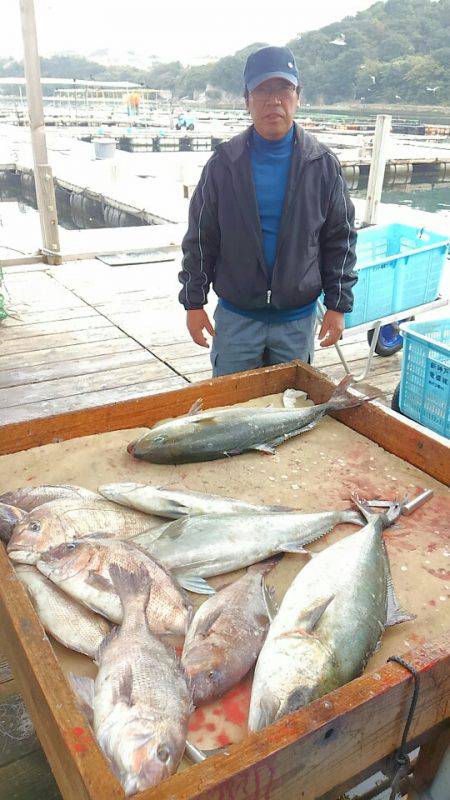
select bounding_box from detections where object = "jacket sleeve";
[178,155,220,310]
[319,166,358,314]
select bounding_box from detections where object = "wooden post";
[363,114,392,227]
[19,0,60,259]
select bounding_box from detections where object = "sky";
[3,0,380,64]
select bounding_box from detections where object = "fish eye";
[156,744,171,763]
[66,542,77,549]
[153,435,165,444]
[29,521,41,533]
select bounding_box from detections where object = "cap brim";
[246,71,298,92]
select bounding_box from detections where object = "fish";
[99,482,295,519]
[36,536,192,637]
[139,507,363,593]
[15,564,110,659]
[182,562,276,706]
[248,498,415,732]
[127,376,376,464]
[70,564,192,795]
[0,502,27,543]
[7,498,161,565]
[0,484,99,511]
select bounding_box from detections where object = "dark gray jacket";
[179,124,357,313]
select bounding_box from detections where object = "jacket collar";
[217,123,328,164]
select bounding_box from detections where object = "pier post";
[363,114,392,227]
[19,0,61,261]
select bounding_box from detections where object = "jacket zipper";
[267,289,272,305]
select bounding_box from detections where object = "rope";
[387,656,420,800]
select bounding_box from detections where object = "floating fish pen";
[0,362,448,800]
[0,167,158,230]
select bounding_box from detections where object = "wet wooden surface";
[0,256,404,426]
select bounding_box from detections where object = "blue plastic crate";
[344,223,449,328]
[399,318,450,438]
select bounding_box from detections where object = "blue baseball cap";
[244,46,299,92]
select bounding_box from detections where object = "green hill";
[1,0,449,104]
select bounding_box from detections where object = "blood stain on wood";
[424,568,450,581]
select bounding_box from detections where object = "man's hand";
[187,309,215,348]
[318,309,344,347]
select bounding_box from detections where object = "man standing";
[179,46,357,377]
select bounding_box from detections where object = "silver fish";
[0,484,99,511]
[99,482,295,519]
[0,502,27,542]
[140,508,363,593]
[15,564,110,659]
[182,562,275,706]
[71,565,191,795]
[7,498,161,565]
[37,536,192,637]
[248,499,414,732]
[127,376,376,464]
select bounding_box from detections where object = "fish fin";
[195,606,222,637]
[262,580,278,622]
[177,574,216,595]
[96,626,119,662]
[69,674,95,726]
[250,443,277,455]
[187,398,203,415]
[296,595,335,632]
[108,563,151,610]
[191,416,219,426]
[247,555,283,575]
[253,693,281,731]
[327,375,381,411]
[113,665,134,707]
[86,570,113,592]
[383,544,416,627]
[281,542,312,554]
[282,388,308,408]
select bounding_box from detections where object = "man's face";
[246,78,299,140]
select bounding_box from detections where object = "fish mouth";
[127,440,136,455]
[8,548,37,564]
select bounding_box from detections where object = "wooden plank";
[1,306,96,327]
[0,361,176,409]
[0,316,111,341]
[2,326,124,356]
[0,363,297,452]
[0,374,188,425]
[0,349,155,390]
[0,545,123,800]
[0,749,61,800]
[138,634,450,800]
[410,721,450,792]
[0,337,140,372]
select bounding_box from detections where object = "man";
[178,46,357,377]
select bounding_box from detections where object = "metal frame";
[317,297,448,381]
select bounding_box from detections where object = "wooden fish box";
[0,361,448,800]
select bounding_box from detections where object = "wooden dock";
[0,254,407,429]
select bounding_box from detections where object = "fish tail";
[351,495,405,529]
[108,563,151,611]
[326,375,381,412]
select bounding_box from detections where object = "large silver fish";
[127,376,375,464]
[0,485,99,511]
[182,562,275,706]
[15,564,110,659]
[139,508,363,593]
[99,482,295,519]
[36,536,192,637]
[248,499,414,732]
[71,565,192,795]
[7,498,160,565]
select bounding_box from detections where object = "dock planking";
[1,258,405,425]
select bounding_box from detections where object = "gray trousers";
[211,304,316,378]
